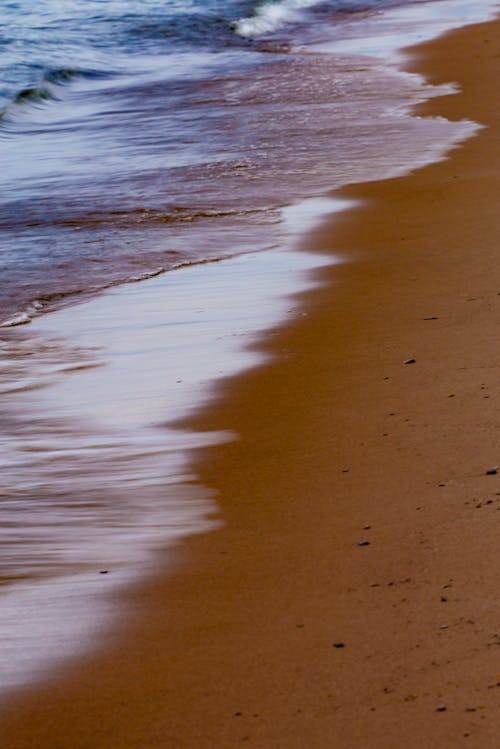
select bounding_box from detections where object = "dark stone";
[486,468,498,475]
[356,540,370,547]
[333,642,345,648]
[436,704,447,712]
[404,358,416,364]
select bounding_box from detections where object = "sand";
[2,17,500,749]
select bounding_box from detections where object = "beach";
[2,12,500,749]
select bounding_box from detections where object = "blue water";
[1,0,491,327]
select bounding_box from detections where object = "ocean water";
[0,0,498,693]
[0,0,496,328]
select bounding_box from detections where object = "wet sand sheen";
[3,16,500,749]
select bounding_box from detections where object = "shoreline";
[0,233,340,694]
[3,15,500,749]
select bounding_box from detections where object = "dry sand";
[2,17,500,749]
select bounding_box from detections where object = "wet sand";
[2,17,500,749]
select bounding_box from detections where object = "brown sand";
[2,18,500,749]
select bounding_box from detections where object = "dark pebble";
[423,316,438,320]
[333,642,345,648]
[404,358,416,364]
[436,704,447,712]
[99,570,109,574]
[485,468,497,475]
[356,540,370,547]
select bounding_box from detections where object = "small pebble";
[440,624,449,629]
[404,358,416,364]
[356,540,371,547]
[99,570,109,574]
[486,468,497,475]
[436,704,447,712]
[333,642,345,649]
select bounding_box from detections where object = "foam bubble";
[235,0,323,38]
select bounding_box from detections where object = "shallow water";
[1,0,495,327]
[0,198,345,692]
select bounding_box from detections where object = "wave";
[1,67,114,124]
[235,0,324,38]
[0,254,238,329]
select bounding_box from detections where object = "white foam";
[0,197,347,694]
[235,0,323,38]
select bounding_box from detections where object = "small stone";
[486,468,497,475]
[356,540,370,547]
[440,624,449,629]
[99,570,109,574]
[423,316,438,320]
[436,704,447,712]
[333,642,345,649]
[404,358,416,364]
